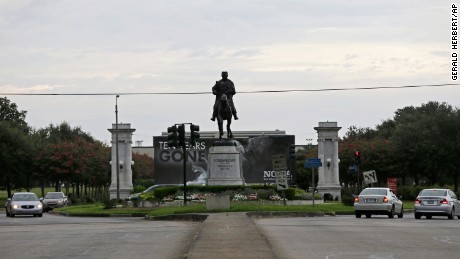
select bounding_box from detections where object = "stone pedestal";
[207,140,244,185]
[206,194,230,210]
[314,122,342,201]
[108,123,135,200]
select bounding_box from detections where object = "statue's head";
[221,71,228,79]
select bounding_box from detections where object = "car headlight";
[58,200,62,204]
[37,204,43,208]
[13,204,18,209]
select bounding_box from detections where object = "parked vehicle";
[41,192,69,212]
[354,187,403,218]
[414,188,460,219]
[5,192,43,217]
[126,184,180,201]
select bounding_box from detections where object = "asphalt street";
[1,212,460,259]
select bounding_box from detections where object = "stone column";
[108,123,136,200]
[314,122,342,201]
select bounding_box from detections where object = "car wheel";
[355,212,361,218]
[366,214,371,218]
[10,213,15,217]
[426,215,432,219]
[388,206,395,218]
[448,208,454,220]
[398,207,404,218]
[415,213,421,219]
[38,213,43,217]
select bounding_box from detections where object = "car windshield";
[419,189,447,196]
[12,194,38,201]
[45,193,64,199]
[360,189,387,196]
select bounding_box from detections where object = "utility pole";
[115,95,120,201]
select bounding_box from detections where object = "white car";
[354,187,403,218]
[5,192,43,217]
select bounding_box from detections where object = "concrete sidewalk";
[185,212,278,259]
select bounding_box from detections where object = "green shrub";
[341,195,355,206]
[283,188,296,200]
[240,188,256,196]
[153,186,181,200]
[257,189,278,200]
[102,198,117,209]
[132,185,146,194]
[70,197,82,205]
[85,196,96,203]
[398,186,425,200]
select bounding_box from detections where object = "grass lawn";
[54,200,414,217]
[55,201,357,217]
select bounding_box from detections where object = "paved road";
[2,212,460,259]
[0,213,199,259]
[255,213,460,259]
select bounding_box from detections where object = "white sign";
[272,154,287,171]
[363,170,378,185]
[274,171,288,190]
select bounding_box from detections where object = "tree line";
[294,101,460,193]
[0,97,153,199]
[2,97,459,198]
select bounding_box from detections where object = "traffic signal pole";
[182,135,187,206]
[166,123,200,206]
[355,151,361,194]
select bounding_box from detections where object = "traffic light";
[289,144,296,159]
[178,124,186,147]
[190,124,200,147]
[167,126,178,148]
[355,151,361,164]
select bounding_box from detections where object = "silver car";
[126,184,180,201]
[5,192,43,217]
[414,188,460,219]
[41,192,69,212]
[354,187,403,218]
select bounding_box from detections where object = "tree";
[0,122,33,197]
[0,97,33,196]
[0,97,28,132]
[132,153,154,184]
[389,102,458,187]
[33,122,110,199]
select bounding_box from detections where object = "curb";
[145,213,208,222]
[246,211,331,218]
[50,211,147,217]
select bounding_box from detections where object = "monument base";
[109,187,132,200]
[317,184,342,201]
[207,140,244,186]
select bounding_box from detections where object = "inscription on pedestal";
[207,142,244,185]
[213,158,237,178]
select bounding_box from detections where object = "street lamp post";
[306,139,315,207]
[115,95,120,201]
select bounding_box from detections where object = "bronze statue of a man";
[211,71,238,121]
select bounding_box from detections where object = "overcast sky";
[1,0,458,146]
